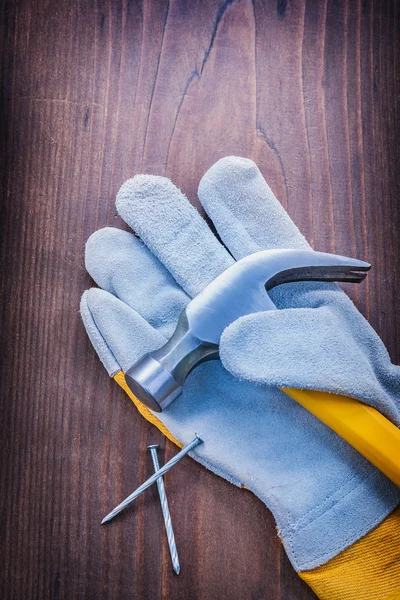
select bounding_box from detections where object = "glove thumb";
[219,305,400,424]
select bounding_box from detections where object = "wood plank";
[0,1,398,598]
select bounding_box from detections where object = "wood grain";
[0,0,399,598]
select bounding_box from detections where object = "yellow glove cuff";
[300,505,400,599]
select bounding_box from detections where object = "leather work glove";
[81,157,400,600]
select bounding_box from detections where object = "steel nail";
[148,445,180,575]
[101,436,202,524]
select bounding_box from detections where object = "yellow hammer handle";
[281,387,400,487]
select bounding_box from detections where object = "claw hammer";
[125,249,400,486]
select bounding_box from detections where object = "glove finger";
[85,227,188,339]
[220,303,400,424]
[116,175,234,298]
[80,288,165,375]
[198,156,310,259]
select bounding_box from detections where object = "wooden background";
[1,0,399,598]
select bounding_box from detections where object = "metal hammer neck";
[125,311,218,412]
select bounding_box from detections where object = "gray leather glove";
[81,157,399,598]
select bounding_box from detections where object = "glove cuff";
[300,505,400,599]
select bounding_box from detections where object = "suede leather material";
[199,158,400,423]
[220,295,400,425]
[116,175,234,297]
[80,156,400,571]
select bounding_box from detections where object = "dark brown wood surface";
[1,1,399,598]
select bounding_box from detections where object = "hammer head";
[186,249,370,343]
[125,249,370,411]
